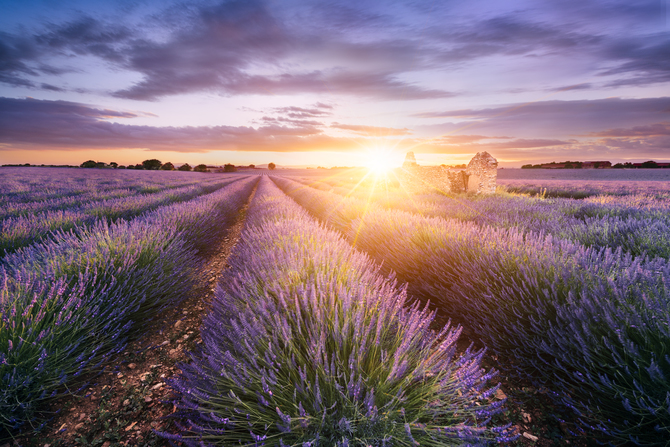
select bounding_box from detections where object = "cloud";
[0,32,41,88]
[550,83,594,92]
[485,138,572,148]
[585,122,670,137]
[432,134,512,143]
[432,136,568,148]
[410,97,670,161]
[260,116,324,128]
[0,96,351,152]
[2,96,668,163]
[0,1,455,100]
[412,97,670,137]
[36,16,132,62]
[39,83,65,92]
[428,15,602,64]
[330,122,412,136]
[1,0,669,101]
[599,36,670,87]
[271,104,333,118]
[113,68,452,101]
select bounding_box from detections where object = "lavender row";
[293,177,670,260]
[0,177,240,256]
[0,177,226,220]
[498,178,670,199]
[0,176,257,438]
[0,167,221,205]
[273,176,670,446]
[396,193,670,259]
[294,170,670,200]
[164,176,513,446]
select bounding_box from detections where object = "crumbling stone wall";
[394,166,465,194]
[394,151,497,195]
[402,151,418,168]
[465,151,498,194]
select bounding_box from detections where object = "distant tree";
[612,163,624,169]
[641,160,659,169]
[268,162,276,170]
[110,162,118,168]
[178,163,192,171]
[95,161,106,168]
[194,164,209,172]
[80,160,97,168]
[161,162,175,171]
[248,164,255,168]
[118,165,126,169]
[142,159,163,170]
[223,163,237,172]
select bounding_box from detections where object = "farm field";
[1,167,669,446]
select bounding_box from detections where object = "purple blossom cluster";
[0,178,218,221]
[0,167,220,212]
[0,175,257,438]
[293,176,670,260]
[497,178,670,199]
[0,176,241,255]
[274,176,670,446]
[164,177,513,446]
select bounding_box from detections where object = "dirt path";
[16,187,257,447]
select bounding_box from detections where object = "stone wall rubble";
[394,151,497,194]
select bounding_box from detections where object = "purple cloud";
[585,122,670,137]
[0,97,345,152]
[413,97,670,137]
[330,122,412,136]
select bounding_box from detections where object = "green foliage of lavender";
[164,177,513,446]
[0,176,258,438]
[274,176,670,446]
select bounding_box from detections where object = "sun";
[363,147,396,175]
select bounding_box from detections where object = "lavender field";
[2,167,669,446]
[0,168,257,440]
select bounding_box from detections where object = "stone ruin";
[402,151,418,168]
[465,151,498,194]
[395,151,498,194]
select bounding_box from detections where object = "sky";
[0,0,669,168]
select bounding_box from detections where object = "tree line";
[80,159,277,171]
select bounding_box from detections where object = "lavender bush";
[0,177,241,256]
[0,221,196,435]
[293,176,670,260]
[0,176,257,438]
[164,177,513,446]
[0,167,224,217]
[274,175,670,446]
[0,178,216,220]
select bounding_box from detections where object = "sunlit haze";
[1,0,669,168]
